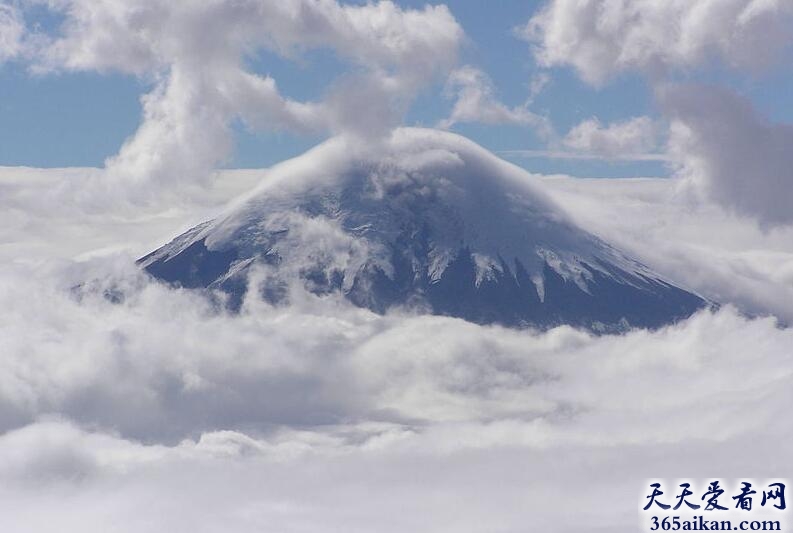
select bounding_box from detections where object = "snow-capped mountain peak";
[140,128,706,331]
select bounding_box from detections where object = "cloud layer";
[2,159,793,531]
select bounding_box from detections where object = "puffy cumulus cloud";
[520,1,793,227]
[520,2,793,226]
[102,65,325,197]
[15,0,463,198]
[562,115,663,160]
[660,84,793,227]
[522,0,793,86]
[28,0,462,77]
[438,66,552,137]
[0,2,24,63]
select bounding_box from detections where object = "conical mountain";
[139,128,706,332]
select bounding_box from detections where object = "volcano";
[139,128,706,332]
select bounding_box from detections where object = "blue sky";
[2,0,793,179]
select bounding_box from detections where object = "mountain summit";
[139,128,705,331]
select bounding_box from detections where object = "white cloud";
[4,243,785,442]
[30,0,462,77]
[0,2,23,63]
[15,0,463,198]
[439,66,551,136]
[522,0,793,86]
[2,3,791,527]
[519,2,793,226]
[660,84,793,226]
[562,115,662,159]
[502,115,665,162]
[1,156,793,530]
[528,71,551,101]
[0,278,791,531]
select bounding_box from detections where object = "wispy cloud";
[500,149,670,162]
[0,3,23,64]
[438,66,552,137]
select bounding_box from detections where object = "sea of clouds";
[1,164,792,532]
